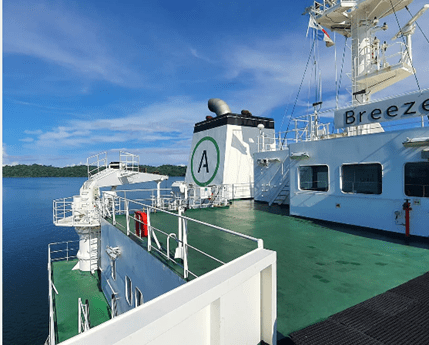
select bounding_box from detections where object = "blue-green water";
[2,177,179,345]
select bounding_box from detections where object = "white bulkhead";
[185,99,275,199]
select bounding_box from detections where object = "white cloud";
[3,2,144,87]
[2,146,19,166]
[25,97,204,158]
[24,130,43,135]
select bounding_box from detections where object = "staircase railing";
[268,158,291,206]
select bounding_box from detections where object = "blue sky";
[4,0,429,167]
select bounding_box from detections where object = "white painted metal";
[58,248,277,345]
[289,126,429,236]
[78,298,90,334]
[54,151,168,272]
[185,115,275,199]
[335,88,429,129]
[253,0,429,236]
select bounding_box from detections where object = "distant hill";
[3,164,187,177]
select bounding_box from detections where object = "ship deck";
[51,259,111,343]
[138,199,429,342]
[54,199,429,343]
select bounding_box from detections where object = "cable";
[336,36,348,109]
[281,37,316,146]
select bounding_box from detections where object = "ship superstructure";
[254,0,429,236]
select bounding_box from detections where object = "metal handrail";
[111,195,263,279]
[47,240,80,344]
[78,298,90,333]
[47,245,56,345]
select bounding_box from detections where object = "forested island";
[3,164,187,177]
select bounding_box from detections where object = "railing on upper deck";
[87,151,140,178]
[257,98,429,153]
[105,195,263,280]
[258,113,333,152]
[53,197,101,227]
[87,152,108,178]
[119,151,139,172]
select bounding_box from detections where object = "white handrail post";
[48,244,55,345]
[112,197,116,226]
[183,217,188,279]
[147,208,152,252]
[78,298,82,334]
[125,201,130,236]
[177,207,183,257]
[156,181,161,208]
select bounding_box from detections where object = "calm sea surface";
[2,177,179,345]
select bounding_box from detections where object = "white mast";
[307,0,428,135]
[310,0,418,101]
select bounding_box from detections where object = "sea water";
[2,177,180,345]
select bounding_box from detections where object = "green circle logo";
[191,136,220,187]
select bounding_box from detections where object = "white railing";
[114,186,231,211]
[258,114,333,152]
[49,240,79,262]
[78,298,90,333]
[119,151,139,172]
[53,197,74,226]
[47,246,56,345]
[87,151,141,178]
[53,197,101,227]
[108,195,263,280]
[87,152,108,178]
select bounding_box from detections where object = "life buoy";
[135,211,148,237]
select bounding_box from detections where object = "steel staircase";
[269,172,290,206]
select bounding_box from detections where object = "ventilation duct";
[208,98,231,116]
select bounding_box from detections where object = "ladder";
[270,180,290,206]
[89,230,100,274]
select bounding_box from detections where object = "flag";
[307,15,334,47]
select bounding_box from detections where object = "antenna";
[392,4,429,40]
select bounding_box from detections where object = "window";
[135,287,144,307]
[342,163,382,194]
[405,162,429,197]
[125,276,132,305]
[299,165,329,191]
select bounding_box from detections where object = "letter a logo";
[198,150,209,173]
[191,136,220,187]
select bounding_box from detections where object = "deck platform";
[290,272,429,344]
[96,199,429,343]
[52,259,111,343]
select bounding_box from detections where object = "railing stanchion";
[147,208,152,252]
[183,217,188,279]
[112,197,116,225]
[126,201,130,236]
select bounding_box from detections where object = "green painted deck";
[52,259,111,343]
[120,200,429,340]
